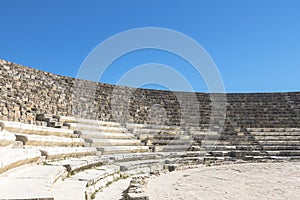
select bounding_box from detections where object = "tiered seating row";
[1,114,300,199]
[53,116,151,155]
[246,128,300,159]
[0,148,41,174]
[0,120,99,175]
[127,123,195,153]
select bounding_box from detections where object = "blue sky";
[0,0,300,93]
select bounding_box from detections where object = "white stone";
[0,129,16,147]
[0,121,74,137]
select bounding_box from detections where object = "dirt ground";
[144,162,300,200]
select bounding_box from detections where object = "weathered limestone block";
[0,129,16,147]
[125,175,150,200]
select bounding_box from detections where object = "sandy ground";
[144,162,300,200]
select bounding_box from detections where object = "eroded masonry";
[0,59,299,200]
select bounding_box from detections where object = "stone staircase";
[56,116,150,155]
[0,120,98,160]
[0,119,106,200]
[127,123,194,152]
[1,114,300,199]
[245,128,300,160]
[195,127,300,162]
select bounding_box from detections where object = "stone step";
[0,165,66,199]
[149,124,181,131]
[91,139,142,147]
[102,152,160,163]
[68,165,121,198]
[93,177,131,200]
[189,130,219,135]
[138,133,191,140]
[144,151,206,161]
[265,150,300,156]
[227,150,264,158]
[71,165,120,186]
[98,146,150,155]
[128,123,181,130]
[269,156,300,160]
[15,133,84,147]
[203,156,235,163]
[132,128,183,135]
[194,134,240,141]
[0,148,41,174]
[244,155,300,161]
[257,140,300,146]
[174,156,205,166]
[119,159,164,172]
[253,135,300,140]
[206,150,231,157]
[201,140,257,146]
[154,145,191,152]
[206,149,300,158]
[37,146,97,160]
[247,128,300,132]
[178,151,208,158]
[126,123,148,130]
[188,127,212,132]
[203,145,249,151]
[0,129,16,147]
[48,156,106,173]
[261,145,300,150]
[0,121,75,137]
[65,123,127,133]
[204,145,300,151]
[52,179,87,200]
[146,139,193,146]
[249,131,300,136]
[163,156,204,168]
[79,130,134,139]
[57,116,121,127]
[35,115,68,129]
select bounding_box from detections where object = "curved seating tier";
[0,121,74,137]
[38,147,98,160]
[0,165,67,200]
[15,134,84,146]
[57,116,122,127]
[48,156,106,173]
[127,123,194,152]
[245,128,300,159]
[1,114,300,199]
[0,120,101,175]
[0,148,41,174]
[54,116,150,155]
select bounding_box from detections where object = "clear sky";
[0,0,300,93]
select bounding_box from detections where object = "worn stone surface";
[0,59,300,129]
[125,174,150,200]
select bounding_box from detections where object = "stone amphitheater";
[0,59,299,199]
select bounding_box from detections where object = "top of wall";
[1,59,298,95]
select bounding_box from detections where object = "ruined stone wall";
[0,59,299,128]
[0,60,74,122]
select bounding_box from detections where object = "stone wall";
[1,59,300,129]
